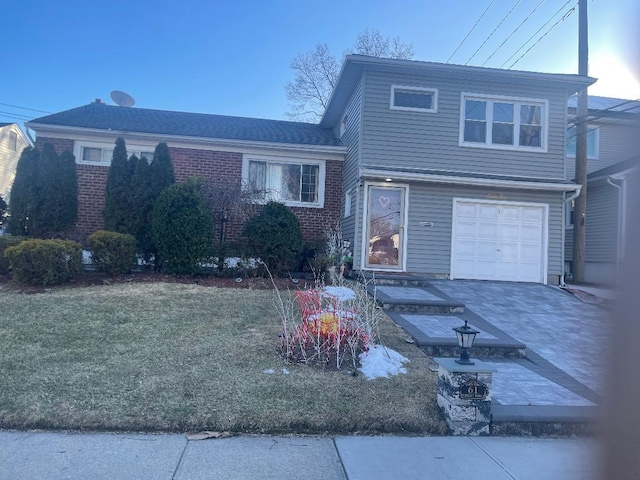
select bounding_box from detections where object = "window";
[344,191,351,218]
[567,199,575,228]
[244,156,325,208]
[340,114,348,137]
[9,131,18,151]
[77,143,155,165]
[566,125,599,159]
[391,85,437,113]
[460,94,547,151]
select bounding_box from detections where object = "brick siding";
[35,137,342,243]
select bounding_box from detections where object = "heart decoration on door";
[379,196,390,208]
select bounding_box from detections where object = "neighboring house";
[0,123,31,201]
[26,100,345,242]
[564,96,640,284]
[320,55,593,285]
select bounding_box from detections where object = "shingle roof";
[29,102,342,147]
[568,95,640,114]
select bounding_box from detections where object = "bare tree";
[286,29,415,122]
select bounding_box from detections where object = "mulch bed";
[560,287,605,305]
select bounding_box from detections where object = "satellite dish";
[110,90,135,107]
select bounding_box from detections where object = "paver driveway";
[429,280,608,394]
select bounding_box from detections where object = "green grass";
[0,283,448,435]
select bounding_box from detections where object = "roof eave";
[360,167,581,192]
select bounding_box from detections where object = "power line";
[500,0,575,68]
[480,0,546,67]
[446,0,496,63]
[465,0,523,65]
[0,110,32,121]
[507,5,576,69]
[0,102,51,114]
[567,99,640,130]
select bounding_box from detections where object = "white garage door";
[451,200,546,283]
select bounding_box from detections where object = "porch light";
[342,239,351,250]
[453,320,480,365]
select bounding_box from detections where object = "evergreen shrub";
[243,201,303,275]
[5,239,82,286]
[151,178,215,275]
[88,230,137,275]
[0,236,26,274]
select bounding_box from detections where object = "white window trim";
[340,114,348,137]
[241,154,325,209]
[390,85,438,113]
[73,140,157,166]
[566,125,600,160]
[458,92,549,153]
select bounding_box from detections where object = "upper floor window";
[243,155,325,208]
[77,142,154,165]
[460,94,548,151]
[9,131,18,151]
[390,85,437,113]
[566,125,599,159]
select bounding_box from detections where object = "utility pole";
[572,0,589,282]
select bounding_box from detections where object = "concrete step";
[387,311,527,358]
[354,271,432,287]
[368,284,465,314]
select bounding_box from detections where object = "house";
[28,55,595,285]
[27,101,345,242]
[0,123,31,201]
[320,55,594,285]
[564,96,640,284]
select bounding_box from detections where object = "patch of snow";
[263,369,275,374]
[282,368,290,375]
[358,344,410,380]
[226,257,258,269]
[324,286,356,302]
[82,250,92,264]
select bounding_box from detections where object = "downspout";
[561,186,583,286]
[607,176,624,283]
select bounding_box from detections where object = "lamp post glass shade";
[453,320,479,365]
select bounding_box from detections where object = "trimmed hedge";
[243,201,303,275]
[88,230,136,275]
[0,236,26,274]
[4,239,82,286]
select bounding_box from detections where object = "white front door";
[451,199,547,283]
[364,185,407,270]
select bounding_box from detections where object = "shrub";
[151,178,215,275]
[88,230,137,275]
[243,201,303,276]
[0,236,26,274]
[5,239,82,286]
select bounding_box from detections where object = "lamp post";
[453,320,479,365]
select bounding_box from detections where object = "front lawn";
[0,282,447,435]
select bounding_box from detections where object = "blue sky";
[1,0,638,130]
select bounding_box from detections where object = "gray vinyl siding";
[565,180,618,263]
[402,184,564,277]
[337,79,363,254]
[360,71,568,180]
[565,121,640,179]
[585,181,618,263]
[0,125,29,200]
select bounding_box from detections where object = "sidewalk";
[0,431,599,480]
